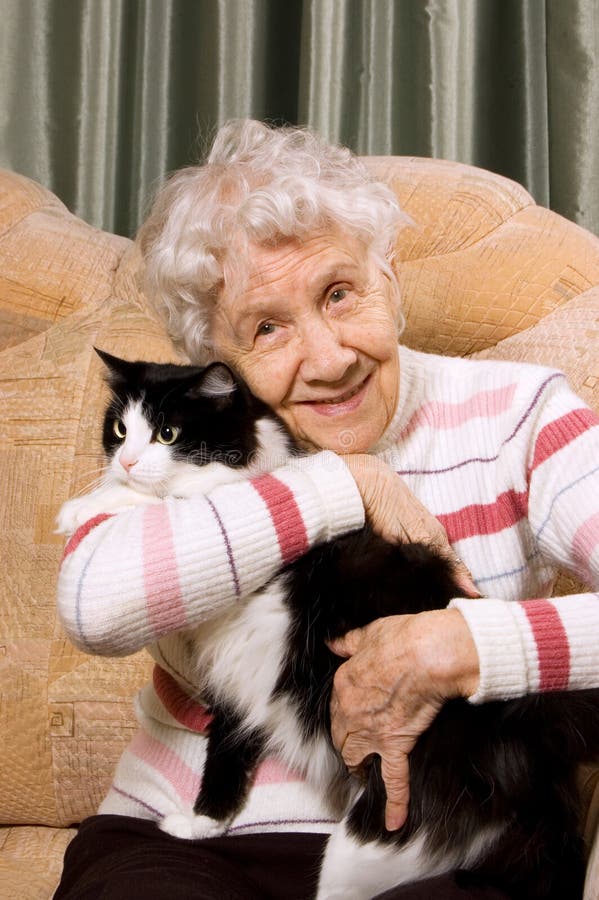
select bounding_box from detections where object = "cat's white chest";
[189,580,336,783]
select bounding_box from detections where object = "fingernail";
[456,576,481,598]
[385,812,405,832]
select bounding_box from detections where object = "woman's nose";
[298,323,358,383]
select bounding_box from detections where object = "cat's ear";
[94,347,132,382]
[187,363,238,409]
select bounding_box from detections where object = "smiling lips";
[302,375,370,417]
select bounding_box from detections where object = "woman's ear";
[382,267,405,339]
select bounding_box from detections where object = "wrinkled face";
[211,232,401,453]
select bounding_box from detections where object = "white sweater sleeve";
[451,379,599,703]
[57,452,364,657]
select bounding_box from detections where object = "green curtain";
[1,0,598,239]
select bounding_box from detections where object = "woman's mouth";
[304,375,371,417]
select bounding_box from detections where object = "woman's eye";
[113,419,126,439]
[156,424,180,445]
[256,322,276,337]
[329,288,349,303]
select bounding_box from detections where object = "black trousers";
[53,815,512,900]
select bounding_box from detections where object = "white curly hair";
[138,119,407,362]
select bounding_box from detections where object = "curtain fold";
[1,0,598,238]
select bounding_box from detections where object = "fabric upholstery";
[1,158,598,899]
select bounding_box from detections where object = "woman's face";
[211,232,401,453]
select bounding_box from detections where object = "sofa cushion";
[0,825,76,899]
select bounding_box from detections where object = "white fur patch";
[189,578,341,799]
[160,812,228,841]
[166,461,249,497]
[316,819,505,899]
[197,365,237,398]
[250,416,293,474]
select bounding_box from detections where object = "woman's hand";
[342,454,478,597]
[328,608,480,831]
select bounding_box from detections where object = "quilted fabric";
[0,827,76,900]
[1,158,599,898]
[0,170,130,351]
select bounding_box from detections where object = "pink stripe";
[520,599,571,691]
[142,504,187,638]
[531,408,598,473]
[153,665,214,732]
[254,757,303,785]
[151,667,302,785]
[62,513,114,560]
[130,730,201,804]
[251,474,309,565]
[571,512,599,583]
[131,726,301,803]
[438,489,528,542]
[403,384,517,436]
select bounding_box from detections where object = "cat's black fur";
[98,349,599,900]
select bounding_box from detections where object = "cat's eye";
[113,419,126,440]
[156,424,180,445]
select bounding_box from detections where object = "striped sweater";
[57,347,599,832]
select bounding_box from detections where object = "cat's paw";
[55,496,103,535]
[56,485,159,535]
[160,812,227,841]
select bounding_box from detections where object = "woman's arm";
[58,451,365,656]
[451,380,599,702]
[58,446,472,658]
[330,375,599,829]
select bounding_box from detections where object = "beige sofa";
[1,158,598,899]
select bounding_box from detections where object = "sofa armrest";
[0,169,130,351]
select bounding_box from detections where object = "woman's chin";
[296,423,381,455]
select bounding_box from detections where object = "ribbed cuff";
[448,597,531,703]
[284,451,365,540]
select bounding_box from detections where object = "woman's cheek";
[236,351,292,407]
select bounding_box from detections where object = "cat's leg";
[56,483,160,534]
[160,712,265,841]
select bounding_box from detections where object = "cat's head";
[95,348,292,496]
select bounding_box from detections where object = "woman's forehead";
[231,232,369,296]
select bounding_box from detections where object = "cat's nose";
[120,455,138,473]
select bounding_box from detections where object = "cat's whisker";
[70,464,106,479]
[67,472,110,498]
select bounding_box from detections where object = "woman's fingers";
[380,750,411,831]
[340,732,412,832]
[449,557,480,598]
[328,611,480,833]
[326,626,363,659]
[342,454,479,597]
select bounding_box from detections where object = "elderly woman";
[55,121,599,900]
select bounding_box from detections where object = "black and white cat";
[57,349,599,900]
